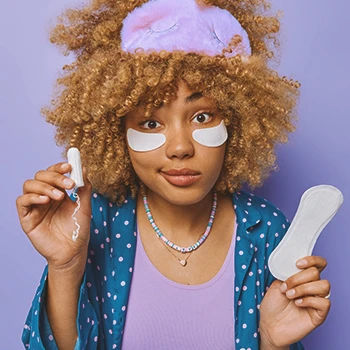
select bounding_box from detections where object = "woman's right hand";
[16,162,93,272]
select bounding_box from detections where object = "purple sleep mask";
[121,0,251,58]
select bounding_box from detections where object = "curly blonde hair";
[42,0,300,205]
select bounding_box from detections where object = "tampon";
[67,147,84,189]
[67,147,84,242]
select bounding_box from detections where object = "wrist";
[260,340,289,350]
[48,254,87,280]
[260,328,289,350]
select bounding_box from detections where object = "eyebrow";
[185,92,203,104]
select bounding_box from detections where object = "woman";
[17,0,331,349]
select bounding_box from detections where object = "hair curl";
[42,0,300,205]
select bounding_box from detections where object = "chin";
[144,181,213,206]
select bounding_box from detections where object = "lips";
[160,168,201,186]
[161,168,201,176]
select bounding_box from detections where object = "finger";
[294,296,331,325]
[46,162,72,174]
[296,255,328,273]
[16,193,50,218]
[23,179,68,200]
[24,168,76,194]
[285,279,331,300]
[280,266,320,293]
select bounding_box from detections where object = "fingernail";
[53,189,63,198]
[63,178,74,187]
[280,283,287,292]
[61,163,69,169]
[296,259,307,267]
[295,299,303,305]
[286,289,295,297]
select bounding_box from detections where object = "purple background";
[1,0,348,348]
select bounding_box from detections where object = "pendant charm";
[179,260,187,266]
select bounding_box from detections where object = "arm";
[22,262,99,350]
[260,337,289,350]
[46,259,86,350]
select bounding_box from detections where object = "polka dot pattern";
[231,191,304,350]
[21,190,304,350]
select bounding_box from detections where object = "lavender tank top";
[122,222,237,350]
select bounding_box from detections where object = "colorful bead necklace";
[143,191,218,265]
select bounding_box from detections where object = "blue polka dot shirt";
[22,190,305,350]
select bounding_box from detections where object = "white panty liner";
[268,185,343,281]
[126,120,228,152]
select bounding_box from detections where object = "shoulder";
[90,190,137,221]
[70,190,137,243]
[232,190,291,259]
[232,190,290,234]
[233,190,291,287]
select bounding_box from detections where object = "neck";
[139,189,216,246]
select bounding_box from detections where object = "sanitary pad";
[268,185,343,281]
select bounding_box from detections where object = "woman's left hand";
[259,255,331,348]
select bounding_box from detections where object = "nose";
[165,125,194,160]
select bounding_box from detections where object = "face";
[124,81,227,205]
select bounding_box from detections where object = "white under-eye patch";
[192,120,228,147]
[127,128,166,152]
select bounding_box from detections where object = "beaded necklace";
[142,191,218,266]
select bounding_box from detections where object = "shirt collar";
[232,190,262,232]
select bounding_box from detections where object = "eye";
[139,120,161,130]
[193,112,213,124]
